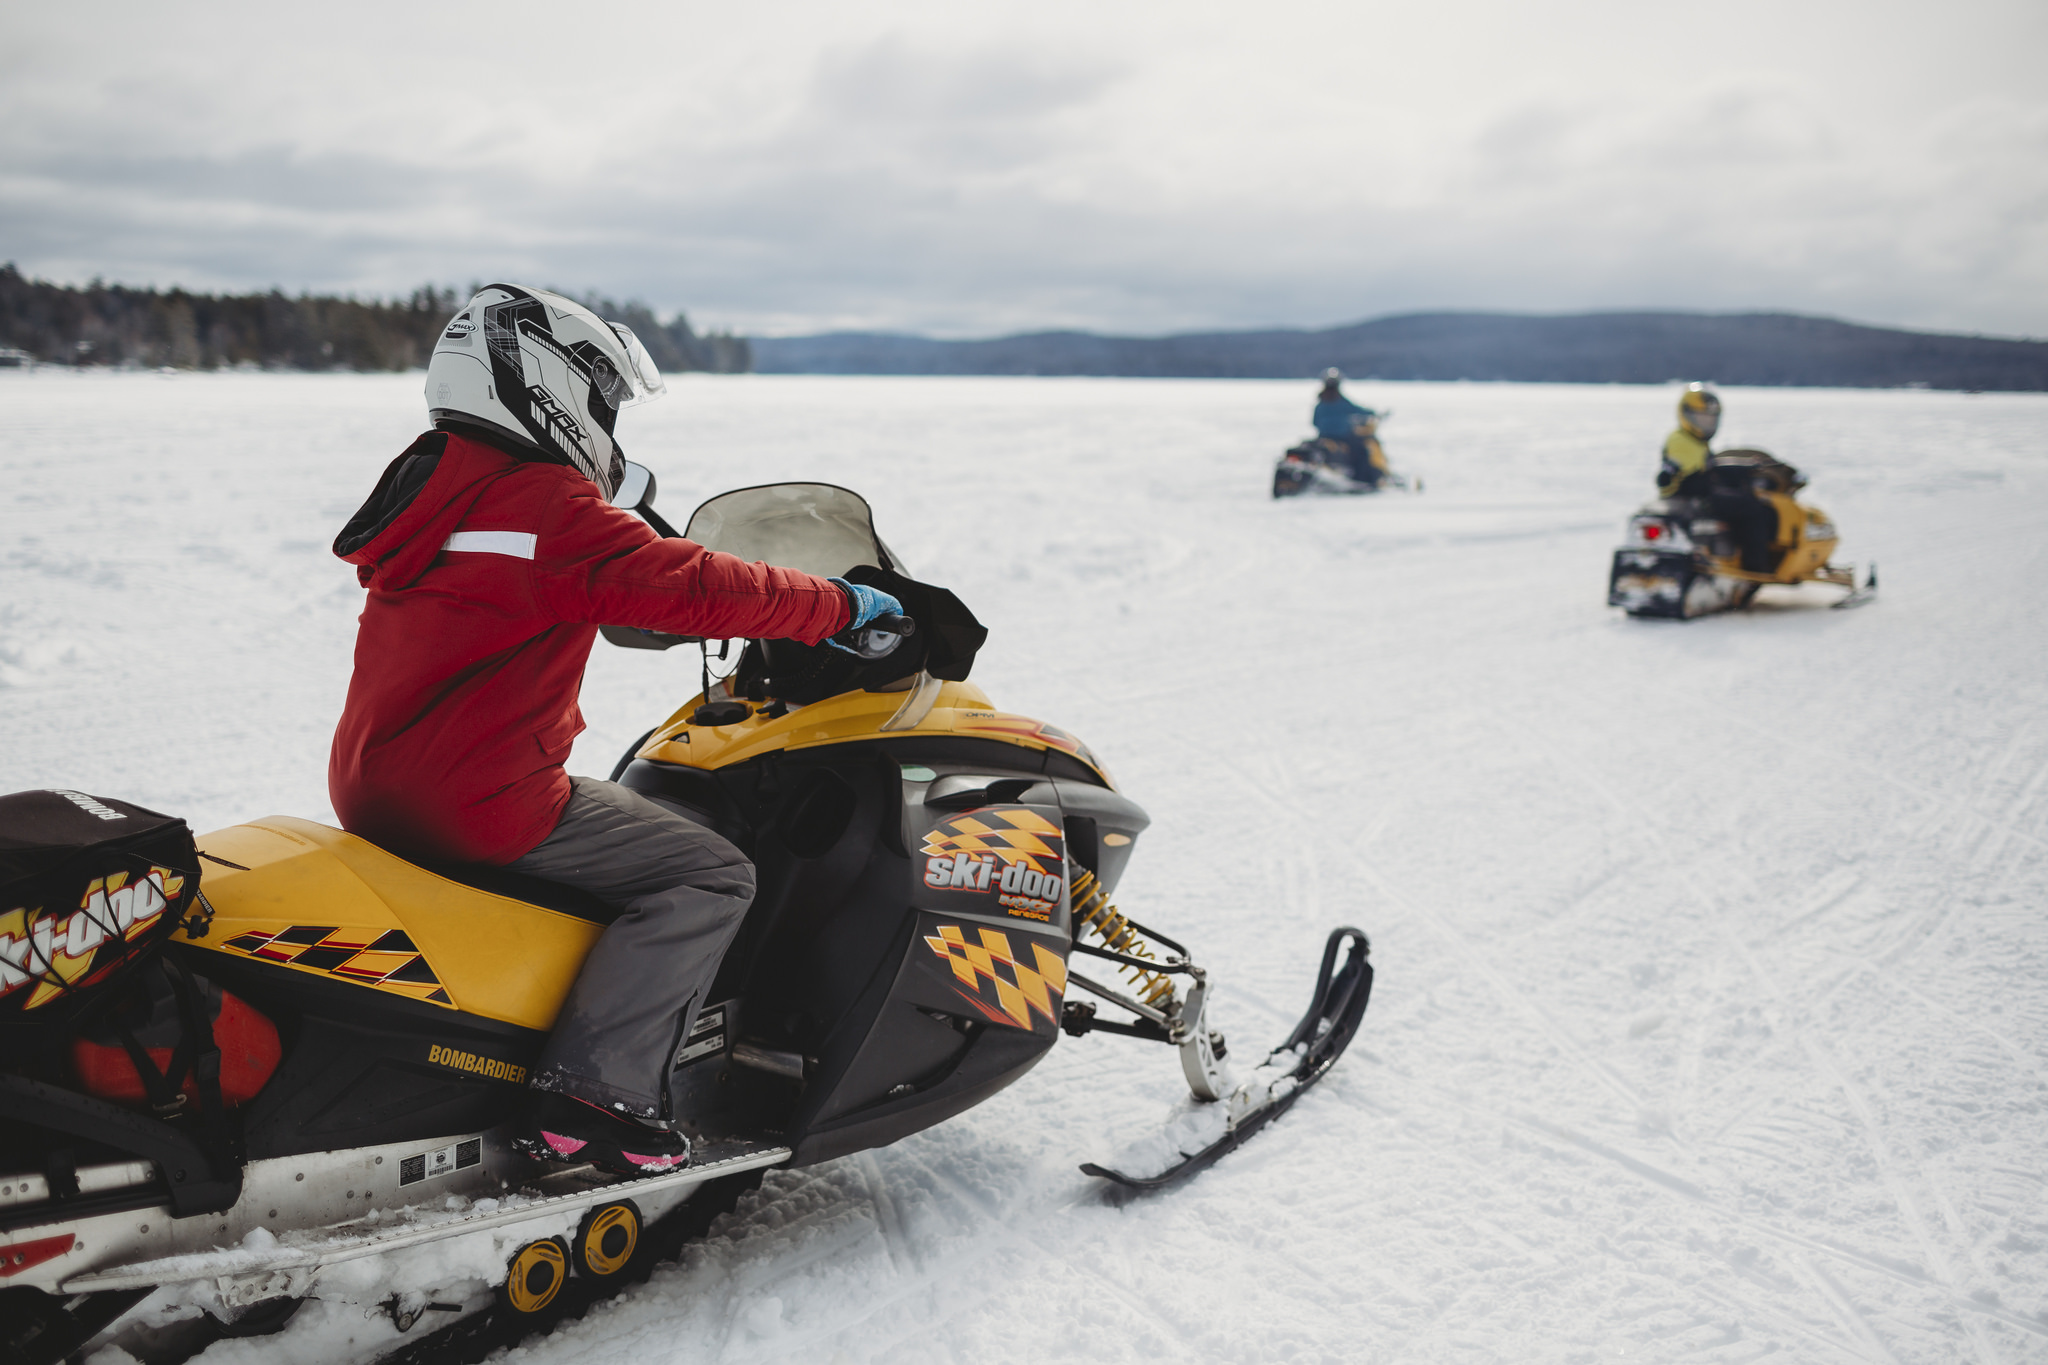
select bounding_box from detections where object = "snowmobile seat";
[403,857,615,926]
[173,817,605,1033]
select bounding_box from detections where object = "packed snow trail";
[3,371,2046,1364]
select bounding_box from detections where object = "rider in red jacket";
[330,428,848,863]
[328,284,898,1176]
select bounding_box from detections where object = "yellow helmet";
[1678,383,1721,440]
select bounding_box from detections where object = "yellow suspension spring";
[1069,868,1177,1009]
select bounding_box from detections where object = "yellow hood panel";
[640,679,1113,785]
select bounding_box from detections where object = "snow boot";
[515,1094,693,1176]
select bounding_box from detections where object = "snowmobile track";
[371,1166,768,1365]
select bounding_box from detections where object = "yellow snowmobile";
[0,475,1372,1363]
[1607,449,1876,618]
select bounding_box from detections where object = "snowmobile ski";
[1831,562,1878,609]
[1081,927,1372,1192]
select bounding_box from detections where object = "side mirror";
[612,461,655,511]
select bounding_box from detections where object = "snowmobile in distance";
[1272,411,1419,498]
[1607,449,1875,619]
[0,475,1374,1364]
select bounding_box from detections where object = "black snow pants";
[505,776,753,1119]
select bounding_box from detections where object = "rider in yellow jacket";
[1657,385,1718,498]
[1655,384,1778,572]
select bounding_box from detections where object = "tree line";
[0,265,751,374]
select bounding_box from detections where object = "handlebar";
[837,611,917,660]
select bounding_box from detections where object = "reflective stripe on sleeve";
[441,531,538,559]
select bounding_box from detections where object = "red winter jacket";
[328,431,850,864]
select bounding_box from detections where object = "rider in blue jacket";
[1312,369,1385,486]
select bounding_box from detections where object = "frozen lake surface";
[4,370,2047,1364]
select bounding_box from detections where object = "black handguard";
[830,612,916,660]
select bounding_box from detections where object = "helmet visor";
[606,323,669,407]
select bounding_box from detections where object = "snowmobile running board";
[61,1145,791,1295]
[1082,927,1372,1193]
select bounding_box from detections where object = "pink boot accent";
[542,1130,589,1157]
[620,1149,687,1171]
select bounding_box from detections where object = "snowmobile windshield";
[683,482,907,579]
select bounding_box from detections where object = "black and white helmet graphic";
[425,284,666,499]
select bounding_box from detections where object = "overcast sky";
[3,0,2044,337]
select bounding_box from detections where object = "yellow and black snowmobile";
[0,476,1372,1364]
[1607,449,1876,618]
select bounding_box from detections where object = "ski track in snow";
[4,370,2047,1364]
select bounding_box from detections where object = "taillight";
[1642,524,1663,540]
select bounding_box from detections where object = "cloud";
[2,0,2044,337]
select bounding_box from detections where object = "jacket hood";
[333,431,529,589]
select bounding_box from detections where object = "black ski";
[1082,927,1372,1193]
[1080,1078,1313,1191]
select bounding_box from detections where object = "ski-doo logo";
[919,808,1066,921]
[924,924,1067,1031]
[426,1044,527,1085]
[0,868,181,1010]
[926,851,997,892]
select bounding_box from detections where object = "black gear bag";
[0,789,203,1041]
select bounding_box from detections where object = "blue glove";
[830,578,902,631]
[826,578,907,656]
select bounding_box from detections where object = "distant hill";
[752,311,2047,391]
[0,265,750,373]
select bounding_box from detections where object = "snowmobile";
[1272,412,1418,498]
[0,475,1373,1364]
[1606,449,1875,619]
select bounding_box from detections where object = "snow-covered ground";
[4,370,2047,1364]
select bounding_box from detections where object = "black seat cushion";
[406,856,617,926]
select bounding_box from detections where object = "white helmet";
[425,284,667,499]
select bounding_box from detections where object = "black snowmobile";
[1272,412,1418,498]
[1,475,1374,1364]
